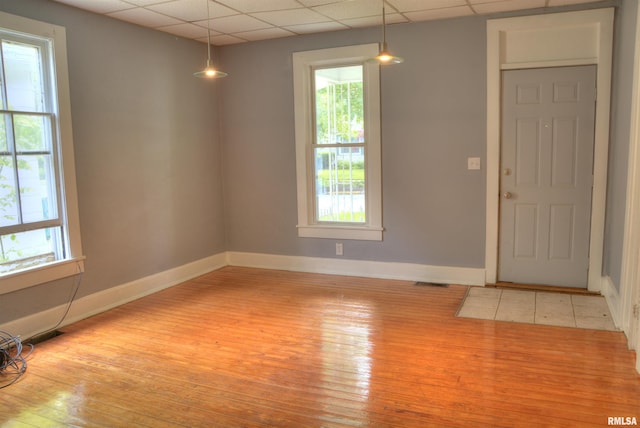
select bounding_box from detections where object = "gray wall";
[604,0,637,291]
[219,1,623,274]
[0,0,226,323]
[220,17,487,268]
[0,0,631,326]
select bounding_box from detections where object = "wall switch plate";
[336,242,343,256]
[468,157,481,170]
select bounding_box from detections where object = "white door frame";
[485,9,615,292]
[620,3,640,372]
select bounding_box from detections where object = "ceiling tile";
[472,0,545,14]
[297,0,342,6]
[251,8,332,26]
[284,21,349,34]
[55,0,134,14]
[206,14,274,33]
[123,0,172,5]
[107,7,184,27]
[232,27,297,41]
[404,5,474,21]
[210,1,242,18]
[147,0,203,21]
[313,0,381,21]
[341,13,407,28]
[148,0,238,21]
[216,0,303,13]
[388,0,467,12]
[157,22,214,38]
[339,15,383,28]
[208,34,248,45]
[547,0,601,5]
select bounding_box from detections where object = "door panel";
[499,66,596,288]
[515,118,540,186]
[548,204,574,260]
[514,204,537,258]
[551,117,578,186]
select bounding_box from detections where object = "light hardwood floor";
[2,266,639,427]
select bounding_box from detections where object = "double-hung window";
[293,44,383,241]
[0,12,83,293]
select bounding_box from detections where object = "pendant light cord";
[206,0,211,67]
[382,1,387,50]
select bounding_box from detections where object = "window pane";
[0,155,18,226]
[0,114,8,151]
[315,146,365,223]
[0,227,61,273]
[14,114,50,151]
[315,66,364,145]
[2,40,45,112]
[17,153,57,222]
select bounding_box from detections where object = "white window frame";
[0,12,84,294]
[293,44,383,241]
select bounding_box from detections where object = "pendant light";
[374,1,403,65]
[194,0,227,79]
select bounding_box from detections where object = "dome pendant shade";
[375,42,404,65]
[194,59,228,78]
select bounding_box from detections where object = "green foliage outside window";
[315,79,364,145]
[0,114,47,262]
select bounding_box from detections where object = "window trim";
[293,44,383,241]
[0,12,84,293]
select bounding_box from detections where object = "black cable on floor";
[0,265,83,388]
[0,330,33,388]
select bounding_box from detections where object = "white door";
[499,66,596,288]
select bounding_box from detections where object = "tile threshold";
[457,286,617,331]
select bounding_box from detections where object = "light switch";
[467,157,481,170]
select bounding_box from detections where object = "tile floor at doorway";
[457,287,617,331]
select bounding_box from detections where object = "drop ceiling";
[50,0,605,45]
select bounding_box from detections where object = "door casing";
[485,9,614,292]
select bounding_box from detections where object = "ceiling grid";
[50,0,606,45]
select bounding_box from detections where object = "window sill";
[297,225,383,241]
[0,257,85,295]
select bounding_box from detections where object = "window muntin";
[313,65,366,224]
[0,32,65,273]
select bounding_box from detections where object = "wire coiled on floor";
[0,330,33,388]
[0,266,83,388]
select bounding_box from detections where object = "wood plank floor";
[2,266,639,427]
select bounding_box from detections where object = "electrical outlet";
[336,242,343,256]
[467,157,481,170]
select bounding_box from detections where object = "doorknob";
[503,192,513,199]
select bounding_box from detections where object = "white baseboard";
[601,275,622,330]
[2,251,486,341]
[1,253,227,340]
[227,251,486,286]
